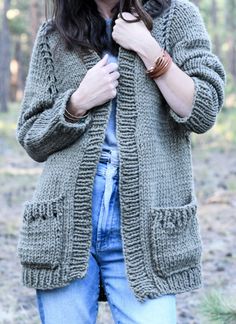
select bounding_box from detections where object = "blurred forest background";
[0,0,235,323]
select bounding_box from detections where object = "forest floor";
[0,104,235,324]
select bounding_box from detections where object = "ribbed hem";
[21,263,202,302]
[135,266,203,303]
[22,265,65,289]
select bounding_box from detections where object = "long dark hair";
[44,0,171,57]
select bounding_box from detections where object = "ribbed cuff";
[169,77,216,134]
[57,88,92,129]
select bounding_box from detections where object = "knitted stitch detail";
[68,49,113,278]
[39,40,58,96]
[34,21,58,98]
[16,195,65,270]
[15,0,226,303]
[150,201,202,278]
[15,23,94,163]
[165,0,226,134]
[115,48,149,299]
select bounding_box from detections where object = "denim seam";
[100,273,122,324]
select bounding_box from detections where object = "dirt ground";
[0,124,235,323]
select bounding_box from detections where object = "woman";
[16,0,226,323]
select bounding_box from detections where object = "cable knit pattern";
[16,0,226,303]
[15,23,93,163]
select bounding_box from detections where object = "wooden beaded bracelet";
[145,49,173,79]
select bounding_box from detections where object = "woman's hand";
[111,12,153,53]
[111,11,195,120]
[67,54,120,116]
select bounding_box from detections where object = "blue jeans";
[36,148,176,324]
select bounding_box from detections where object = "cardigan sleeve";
[15,21,93,163]
[167,0,226,134]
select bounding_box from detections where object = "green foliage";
[199,290,236,324]
[8,14,27,35]
[8,0,31,35]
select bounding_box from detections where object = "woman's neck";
[94,0,119,19]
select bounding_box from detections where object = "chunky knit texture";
[16,0,226,303]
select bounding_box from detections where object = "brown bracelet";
[64,107,89,121]
[146,49,172,79]
[64,113,82,122]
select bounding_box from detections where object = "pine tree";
[200,290,236,324]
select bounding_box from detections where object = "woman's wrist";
[136,36,163,70]
[64,92,90,123]
[136,36,162,63]
[66,92,88,118]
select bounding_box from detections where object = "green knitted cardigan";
[16,0,226,303]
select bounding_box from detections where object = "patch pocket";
[16,195,65,270]
[150,201,202,278]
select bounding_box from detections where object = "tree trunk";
[30,0,42,46]
[0,0,11,113]
[225,0,236,82]
[211,0,221,59]
[10,39,24,102]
